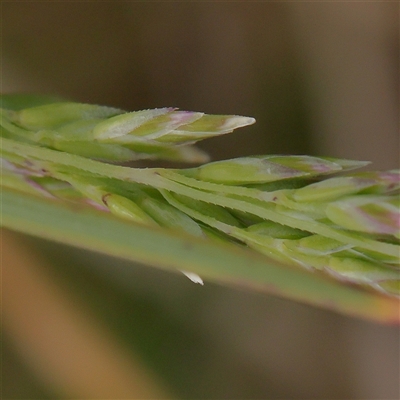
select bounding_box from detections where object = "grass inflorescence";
[1,94,399,299]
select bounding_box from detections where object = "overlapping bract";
[181,155,367,184]
[1,99,255,163]
[161,167,400,295]
[1,96,399,296]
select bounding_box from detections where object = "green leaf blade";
[2,187,399,324]
[1,94,399,322]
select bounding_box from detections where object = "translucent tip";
[181,271,204,285]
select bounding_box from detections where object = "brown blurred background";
[1,2,399,399]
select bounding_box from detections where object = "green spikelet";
[181,155,368,185]
[326,196,400,237]
[11,102,123,130]
[1,94,399,299]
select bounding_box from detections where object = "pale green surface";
[1,95,399,322]
[1,187,399,323]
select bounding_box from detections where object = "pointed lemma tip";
[235,115,256,127]
[221,115,256,131]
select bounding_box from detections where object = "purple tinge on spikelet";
[326,196,400,236]
[181,155,367,185]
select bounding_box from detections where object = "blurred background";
[1,2,399,399]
